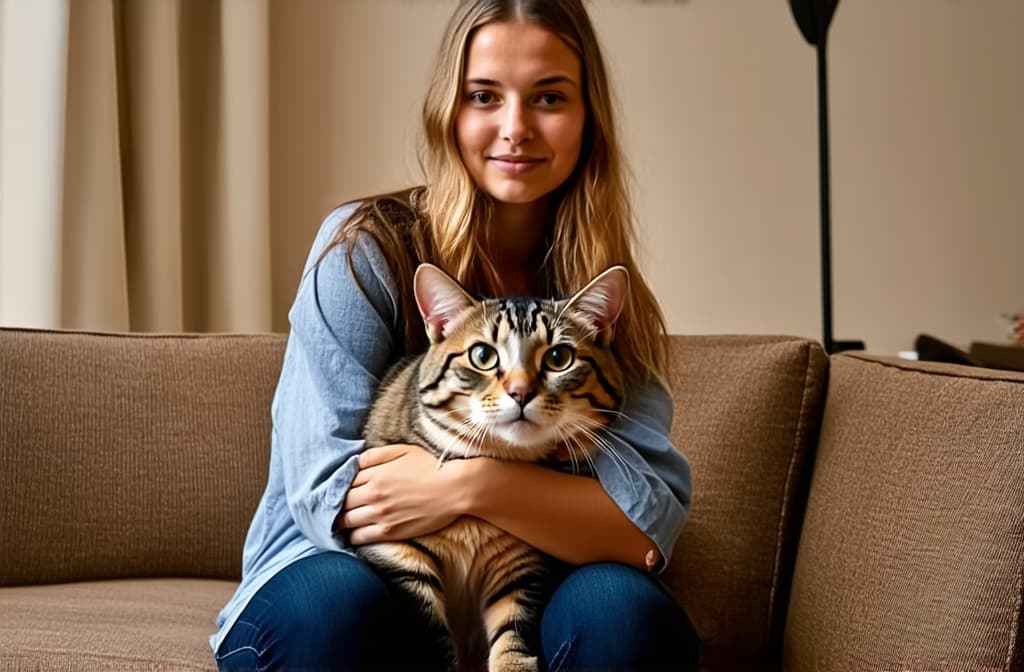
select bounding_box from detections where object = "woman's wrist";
[451,455,498,519]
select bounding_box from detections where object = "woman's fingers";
[339,506,402,544]
[357,444,411,470]
[346,444,411,510]
[338,504,373,530]
[351,444,415,489]
[347,523,390,546]
[341,443,460,543]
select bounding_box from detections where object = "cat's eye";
[468,343,499,371]
[542,345,575,372]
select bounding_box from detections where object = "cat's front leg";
[481,566,547,672]
[483,601,540,671]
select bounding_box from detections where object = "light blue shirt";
[211,203,693,653]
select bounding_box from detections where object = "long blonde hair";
[331,0,668,381]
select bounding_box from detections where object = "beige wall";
[270,0,1024,355]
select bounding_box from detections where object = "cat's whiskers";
[555,423,599,477]
[565,439,583,476]
[565,426,601,477]
[466,418,492,459]
[591,407,637,425]
[449,411,494,460]
[564,416,639,495]
[552,426,580,475]
[429,403,538,462]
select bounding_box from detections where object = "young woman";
[213,1,700,669]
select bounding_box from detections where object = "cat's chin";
[488,421,557,460]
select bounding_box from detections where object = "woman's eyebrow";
[464,75,579,88]
[535,75,578,88]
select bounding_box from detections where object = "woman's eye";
[542,345,575,372]
[469,343,499,370]
[469,91,495,105]
[537,92,565,106]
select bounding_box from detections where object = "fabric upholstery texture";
[0,578,235,671]
[0,328,284,586]
[662,334,828,670]
[784,353,1024,672]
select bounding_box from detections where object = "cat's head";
[412,263,627,462]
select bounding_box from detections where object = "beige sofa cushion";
[0,578,232,670]
[662,335,828,669]
[785,354,1024,671]
[0,328,285,586]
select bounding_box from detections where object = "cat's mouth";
[490,419,551,454]
[512,407,535,423]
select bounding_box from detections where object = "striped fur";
[358,264,628,671]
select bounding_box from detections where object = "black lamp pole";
[788,0,864,354]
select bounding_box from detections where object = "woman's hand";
[339,444,659,572]
[338,444,469,545]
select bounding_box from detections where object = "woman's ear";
[414,264,477,343]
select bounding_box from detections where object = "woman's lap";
[540,562,700,671]
[215,554,699,671]
[215,552,448,671]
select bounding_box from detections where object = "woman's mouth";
[489,155,544,175]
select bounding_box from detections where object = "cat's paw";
[490,652,539,672]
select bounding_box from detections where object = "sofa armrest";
[785,354,1024,670]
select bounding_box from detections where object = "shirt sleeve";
[271,204,402,552]
[592,376,692,573]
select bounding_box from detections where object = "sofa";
[1,327,1023,671]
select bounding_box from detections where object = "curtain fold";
[61,0,128,331]
[121,0,185,332]
[2,0,274,333]
[216,0,272,333]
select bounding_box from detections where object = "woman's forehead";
[464,20,581,87]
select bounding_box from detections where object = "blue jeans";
[215,552,700,671]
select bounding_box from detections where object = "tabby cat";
[358,262,628,672]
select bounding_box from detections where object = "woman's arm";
[273,204,402,552]
[465,458,661,571]
[342,444,655,570]
[341,377,691,572]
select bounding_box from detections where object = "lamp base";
[830,339,865,354]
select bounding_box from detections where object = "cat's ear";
[563,265,629,345]
[414,263,477,343]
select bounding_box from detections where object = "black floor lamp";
[788,0,864,354]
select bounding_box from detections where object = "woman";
[213,1,700,669]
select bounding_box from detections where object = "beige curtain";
[1,0,273,333]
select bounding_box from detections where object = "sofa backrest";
[0,328,829,670]
[661,334,828,670]
[785,353,1024,671]
[0,328,285,585]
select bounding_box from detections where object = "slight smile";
[489,155,545,174]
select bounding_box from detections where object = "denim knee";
[540,562,700,671]
[216,552,445,671]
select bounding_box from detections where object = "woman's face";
[455,20,586,207]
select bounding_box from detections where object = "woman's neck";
[485,200,552,296]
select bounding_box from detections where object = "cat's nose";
[507,386,537,407]
[504,375,537,408]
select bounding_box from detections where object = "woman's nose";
[500,100,531,145]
